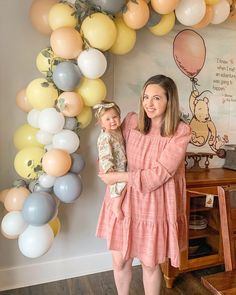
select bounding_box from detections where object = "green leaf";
[27,160,32,166]
[41,82,49,88]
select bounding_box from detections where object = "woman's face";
[142,84,168,122]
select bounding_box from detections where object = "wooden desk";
[162,168,236,289]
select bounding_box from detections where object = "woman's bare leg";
[112,250,133,295]
[141,263,162,295]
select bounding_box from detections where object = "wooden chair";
[201,185,236,294]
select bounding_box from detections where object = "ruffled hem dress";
[96,112,192,268]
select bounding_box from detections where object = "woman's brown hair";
[138,75,180,137]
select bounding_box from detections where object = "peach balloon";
[50,27,83,59]
[4,187,30,212]
[16,88,32,113]
[57,91,84,117]
[192,5,213,29]
[123,0,150,29]
[29,0,58,35]
[42,149,72,177]
[151,0,180,14]
[0,189,10,204]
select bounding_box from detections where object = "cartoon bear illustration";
[189,90,228,152]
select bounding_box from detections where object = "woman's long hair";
[138,75,180,137]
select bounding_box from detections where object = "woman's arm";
[99,171,128,184]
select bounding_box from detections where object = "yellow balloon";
[48,3,77,30]
[36,47,64,75]
[26,78,58,110]
[205,0,219,4]
[14,147,45,179]
[49,217,61,236]
[14,124,43,150]
[81,13,117,51]
[149,11,175,36]
[110,17,136,55]
[76,77,107,107]
[76,106,92,129]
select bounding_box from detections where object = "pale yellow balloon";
[26,78,58,110]
[149,11,175,36]
[14,147,45,180]
[48,3,77,30]
[81,13,117,51]
[49,217,61,236]
[205,0,219,4]
[110,17,136,55]
[76,78,107,107]
[76,106,92,129]
[36,47,64,75]
[14,124,43,150]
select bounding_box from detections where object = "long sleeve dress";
[96,112,192,268]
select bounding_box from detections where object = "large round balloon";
[151,0,179,14]
[14,147,45,180]
[26,78,58,110]
[4,187,30,212]
[77,48,107,79]
[29,0,58,35]
[53,173,83,203]
[50,27,83,59]
[70,153,85,174]
[175,0,206,26]
[22,192,57,226]
[56,91,84,117]
[211,0,230,24]
[53,61,82,91]
[1,211,27,238]
[18,224,54,258]
[36,47,64,75]
[52,130,80,154]
[48,2,77,30]
[123,0,150,30]
[38,107,65,134]
[42,149,72,177]
[110,17,136,55]
[192,5,213,29]
[89,0,125,14]
[81,13,117,51]
[76,106,93,129]
[76,77,107,107]
[13,124,42,150]
[173,29,206,79]
[16,88,32,113]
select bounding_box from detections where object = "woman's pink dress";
[96,112,192,268]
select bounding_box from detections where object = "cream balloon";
[27,109,40,128]
[52,130,80,154]
[211,0,230,24]
[38,108,65,134]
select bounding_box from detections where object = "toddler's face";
[100,108,121,132]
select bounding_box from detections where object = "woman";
[96,75,191,295]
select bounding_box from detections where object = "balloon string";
[190,77,200,92]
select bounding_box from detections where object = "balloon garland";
[0,0,235,258]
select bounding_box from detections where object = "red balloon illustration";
[173,29,206,79]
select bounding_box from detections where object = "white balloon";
[36,130,53,145]
[211,0,230,24]
[53,129,80,154]
[38,108,65,134]
[1,211,27,237]
[18,224,54,258]
[45,144,54,151]
[77,48,107,79]
[175,0,206,26]
[39,174,56,188]
[27,109,41,128]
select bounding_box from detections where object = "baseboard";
[0,252,140,291]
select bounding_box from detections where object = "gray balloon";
[53,173,83,203]
[89,0,125,14]
[53,61,82,91]
[64,117,77,130]
[22,192,57,226]
[28,180,52,193]
[146,8,162,27]
[70,153,85,174]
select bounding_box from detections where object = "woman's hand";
[98,172,128,185]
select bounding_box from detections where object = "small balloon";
[38,108,65,134]
[56,91,84,117]
[70,153,85,174]
[27,109,41,128]
[64,117,77,130]
[1,211,28,237]
[39,174,56,188]
[4,187,30,212]
[123,0,150,29]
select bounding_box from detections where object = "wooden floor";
[0,265,220,295]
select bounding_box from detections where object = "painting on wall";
[114,23,236,167]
